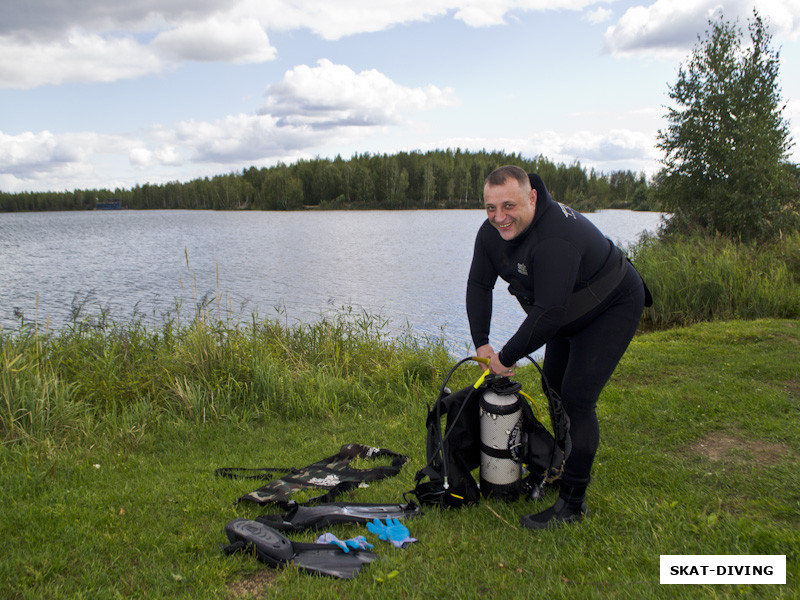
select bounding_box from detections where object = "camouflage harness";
[217,443,408,507]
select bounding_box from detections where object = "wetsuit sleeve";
[497,238,581,366]
[466,228,497,349]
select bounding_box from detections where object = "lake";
[0,209,663,353]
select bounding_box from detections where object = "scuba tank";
[409,355,571,508]
[479,376,524,501]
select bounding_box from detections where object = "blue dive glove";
[366,517,417,548]
[316,532,374,553]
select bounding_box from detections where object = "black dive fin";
[256,501,421,532]
[286,541,378,579]
[223,519,377,579]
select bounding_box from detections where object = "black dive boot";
[520,484,588,530]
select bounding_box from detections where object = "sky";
[1,0,799,194]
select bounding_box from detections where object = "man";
[467,165,650,529]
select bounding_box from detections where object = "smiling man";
[466,165,651,529]
[483,171,538,241]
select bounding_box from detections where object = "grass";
[1,315,798,599]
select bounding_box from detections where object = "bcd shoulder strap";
[217,443,408,507]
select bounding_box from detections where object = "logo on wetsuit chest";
[558,202,577,219]
[517,263,528,276]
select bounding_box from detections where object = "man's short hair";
[485,165,530,188]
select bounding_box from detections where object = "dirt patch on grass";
[227,569,278,599]
[685,431,791,465]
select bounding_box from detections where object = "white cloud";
[433,0,605,29]
[604,0,723,59]
[0,3,276,89]
[0,1,611,88]
[559,129,658,163]
[129,147,154,168]
[239,1,603,39]
[0,130,136,190]
[414,127,661,175]
[452,2,514,27]
[152,16,276,63]
[0,1,225,36]
[604,0,800,59]
[1,0,609,39]
[0,31,163,89]
[261,59,458,128]
[167,60,458,163]
[172,113,291,163]
[0,16,276,90]
[237,0,452,40]
[522,128,659,173]
[129,145,184,168]
[0,130,84,176]
[585,7,613,25]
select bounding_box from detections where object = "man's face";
[483,179,537,241]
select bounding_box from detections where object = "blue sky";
[1,0,799,193]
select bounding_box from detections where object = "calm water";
[0,209,663,353]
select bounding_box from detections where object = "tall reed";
[0,308,452,445]
[630,231,800,329]
[1,328,91,444]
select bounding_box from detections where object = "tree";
[655,10,798,242]
[0,148,664,212]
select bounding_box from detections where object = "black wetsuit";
[466,174,647,489]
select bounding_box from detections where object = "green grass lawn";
[1,319,798,599]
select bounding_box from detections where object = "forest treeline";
[0,149,657,213]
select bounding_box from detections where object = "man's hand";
[488,352,515,376]
[475,344,495,371]
[476,344,515,376]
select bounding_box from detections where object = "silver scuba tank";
[479,377,524,501]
